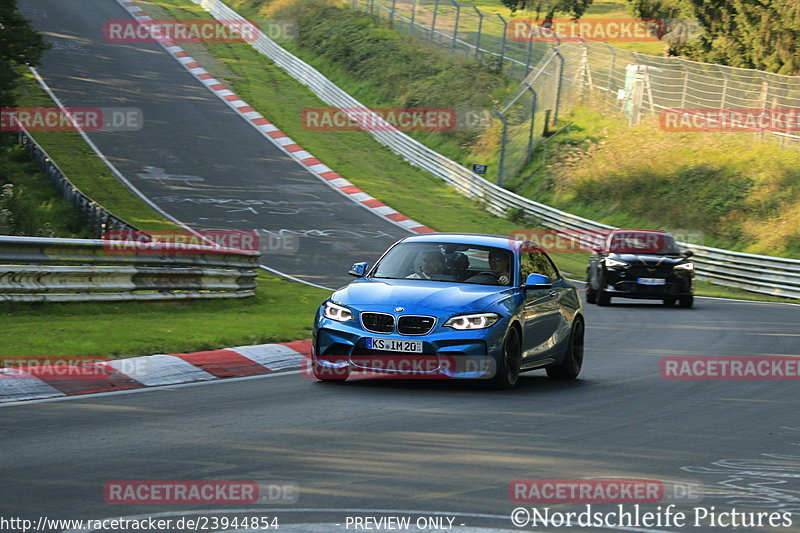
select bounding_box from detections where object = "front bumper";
[313,316,506,379]
[604,269,693,299]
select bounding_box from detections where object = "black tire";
[547,318,584,380]
[312,359,350,381]
[586,285,597,304]
[597,291,611,306]
[490,326,522,390]
[679,295,694,308]
[662,298,676,307]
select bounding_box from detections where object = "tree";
[0,0,49,108]
[628,0,800,75]
[500,0,594,21]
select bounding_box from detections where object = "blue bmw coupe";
[311,233,585,388]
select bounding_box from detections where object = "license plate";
[638,278,666,285]
[368,338,423,353]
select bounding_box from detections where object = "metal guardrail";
[191,0,800,299]
[0,236,260,302]
[15,123,138,237]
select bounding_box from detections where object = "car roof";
[400,233,523,251]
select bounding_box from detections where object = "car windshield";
[607,232,681,254]
[372,242,513,286]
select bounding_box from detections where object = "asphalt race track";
[6,1,800,532]
[18,0,410,289]
[3,298,800,532]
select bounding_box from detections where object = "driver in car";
[407,251,447,280]
[489,250,511,285]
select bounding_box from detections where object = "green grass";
[529,105,800,258]
[0,134,92,238]
[0,275,329,357]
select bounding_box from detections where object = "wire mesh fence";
[353,0,800,183]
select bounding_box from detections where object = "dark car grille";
[397,315,436,335]
[628,265,674,278]
[361,312,395,334]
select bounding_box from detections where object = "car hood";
[332,278,510,313]
[613,253,687,266]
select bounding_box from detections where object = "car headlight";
[604,257,628,268]
[323,301,354,322]
[444,312,500,330]
[674,262,694,271]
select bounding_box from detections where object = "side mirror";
[683,250,694,258]
[523,273,552,290]
[348,262,369,277]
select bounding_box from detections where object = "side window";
[519,251,537,281]
[541,253,560,280]
[521,250,559,281]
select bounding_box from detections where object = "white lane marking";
[257,265,334,291]
[102,354,215,386]
[0,370,301,408]
[0,369,64,403]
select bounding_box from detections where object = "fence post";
[491,110,508,187]
[431,0,439,39]
[473,7,483,58]
[497,14,508,72]
[604,43,617,111]
[524,20,534,73]
[552,47,564,125]
[679,62,688,109]
[717,64,729,110]
[525,83,538,165]
[409,0,417,33]
[759,75,771,139]
[369,0,375,16]
[451,0,460,51]
[389,0,397,26]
